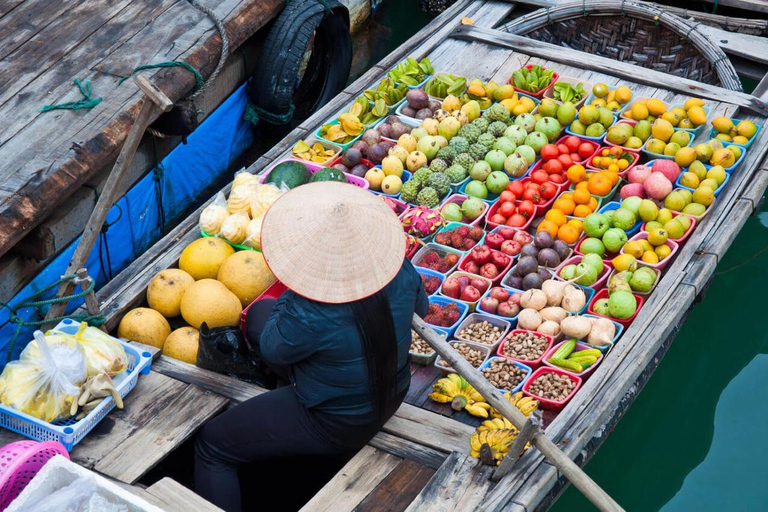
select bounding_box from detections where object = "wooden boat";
[3,0,768,509]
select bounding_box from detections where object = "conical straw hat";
[260,182,406,303]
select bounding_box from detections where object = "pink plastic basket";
[0,440,69,509]
[260,158,370,190]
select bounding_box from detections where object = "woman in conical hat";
[195,182,428,510]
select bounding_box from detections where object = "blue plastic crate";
[478,357,532,395]
[426,296,469,336]
[707,118,761,150]
[704,145,747,173]
[0,318,153,450]
[565,122,607,143]
[599,200,642,236]
[675,169,730,197]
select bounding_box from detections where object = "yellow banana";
[428,392,453,403]
[465,403,490,418]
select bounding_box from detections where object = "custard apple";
[400,180,419,203]
[445,164,467,184]
[436,146,456,163]
[457,123,481,144]
[487,121,507,137]
[472,117,489,133]
[469,143,488,161]
[417,187,440,208]
[412,167,433,187]
[430,158,449,173]
[454,152,476,171]
[487,103,511,124]
[449,136,470,154]
[427,172,451,197]
[477,133,495,149]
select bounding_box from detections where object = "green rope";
[40,79,102,112]
[244,100,296,126]
[118,61,204,91]
[1,274,105,363]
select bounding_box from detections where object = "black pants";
[194,300,400,511]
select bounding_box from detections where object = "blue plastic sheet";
[0,83,254,366]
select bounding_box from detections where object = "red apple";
[498,227,517,240]
[480,296,499,314]
[470,245,492,264]
[479,263,499,280]
[460,285,481,302]
[470,278,488,294]
[485,232,504,250]
[441,278,461,299]
[513,230,532,246]
[500,239,522,256]
[490,286,509,301]
[490,251,509,269]
[497,302,518,317]
[464,260,480,275]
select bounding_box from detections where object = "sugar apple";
[445,164,467,184]
[449,136,470,154]
[429,158,449,173]
[400,180,419,203]
[457,123,481,144]
[472,117,489,133]
[417,187,440,208]
[487,121,507,138]
[477,133,495,149]
[487,103,511,124]
[412,167,433,187]
[436,146,456,164]
[427,172,451,197]
[469,143,488,161]
[454,152,476,171]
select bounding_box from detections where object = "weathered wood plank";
[0,0,87,62]
[384,403,474,455]
[145,477,224,512]
[353,459,437,512]
[369,431,448,470]
[299,446,401,512]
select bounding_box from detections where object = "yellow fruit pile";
[711,117,758,145]
[644,118,692,158]
[623,97,707,130]
[587,83,632,112]
[117,237,276,364]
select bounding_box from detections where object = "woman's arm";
[259,295,319,366]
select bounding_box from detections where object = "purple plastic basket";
[0,440,69,509]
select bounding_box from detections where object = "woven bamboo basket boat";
[500,0,742,91]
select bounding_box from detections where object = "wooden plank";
[703,25,768,66]
[695,0,768,14]
[0,0,86,61]
[353,459,437,512]
[403,452,495,512]
[451,25,768,115]
[299,446,401,512]
[369,431,448,470]
[383,403,474,455]
[145,477,224,512]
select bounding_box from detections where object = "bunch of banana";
[428,373,492,418]
[490,391,539,419]
[349,96,388,126]
[511,65,555,94]
[469,428,517,465]
[478,417,517,434]
[425,73,467,99]
[546,339,602,373]
[387,57,434,87]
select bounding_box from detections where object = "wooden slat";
[404,452,495,512]
[353,459,437,512]
[144,477,224,512]
[384,403,474,455]
[369,431,447,470]
[299,446,401,512]
[0,0,87,61]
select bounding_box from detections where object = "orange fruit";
[618,159,630,170]
[588,173,612,196]
[553,199,575,215]
[588,196,599,212]
[537,220,559,238]
[560,192,573,201]
[573,188,591,205]
[592,156,602,168]
[575,181,589,192]
[545,209,567,227]
[557,224,580,244]
[567,218,584,232]
[610,146,623,156]
[608,163,620,173]
[604,170,620,185]
[573,204,592,218]
[567,165,586,184]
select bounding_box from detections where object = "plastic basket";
[476,286,522,324]
[598,201,642,236]
[555,255,610,290]
[703,145,747,173]
[454,313,511,352]
[605,267,660,299]
[641,212,697,245]
[542,76,592,109]
[434,340,490,374]
[670,103,711,137]
[602,119,644,153]
[409,326,447,365]
[522,366,582,411]
[707,118,761,150]
[509,64,559,99]
[587,288,644,328]
[424,72,467,100]
[502,264,555,290]
[439,195,488,227]
[581,314,624,352]
[426,296,469,337]
[315,119,363,150]
[457,180,500,206]
[619,97,669,120]
[261,158,370,190]
[240,280,288,337]
[641,130,694,161]
[369,169,413,199]
[0,319,152,450]
[290,138,343,167]
[622,232,679,270]
[543,340,604,378]
[439,270,492,312]
[555,135,601,165]
[513,177,557,216]
[586,147,640,177]
[435,222,486,252]
[478,357,532,394]
[497,329,555,369]
[458,247,514,286]
[412,243,463,276]
[675,170,729,197]
[565,122,606,143]
[574,235,620,263]
[485,201,534,231]
[0,440,69,509]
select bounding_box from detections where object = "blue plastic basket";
[476,286,521,326]
[0,318,153,450]
[704,145,747,173]
[426,296,469,336]
[415,267,445,297]
[369,169,412,199]
[641,130,693,160]
[675,169,730,197]
[669,103,710,137]
[478,357,532,394]
[599,200,642,236]
[581,314,624,353]
[707,118,761,150]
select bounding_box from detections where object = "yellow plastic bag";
[70,322,128,378]
[0,331,87,422]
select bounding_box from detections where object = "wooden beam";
[451,24,768,115]
[492,412,540,482]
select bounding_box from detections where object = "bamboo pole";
[412,314,624,512]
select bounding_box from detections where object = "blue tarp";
[0,83,254,366]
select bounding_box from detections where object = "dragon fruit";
[401,206,444,238]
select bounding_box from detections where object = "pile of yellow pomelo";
[117,237,276,364]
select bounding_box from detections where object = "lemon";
[592,83,609,98]
[641,251,659,264]
[647,228,668,246]
[651,119,674,142]
[655,244,672,260]
[736,120,757,139]
[674,147,696,168]
[612,254,638,272]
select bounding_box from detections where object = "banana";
[465,403,490,418]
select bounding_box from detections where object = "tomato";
[525,181,539,191]
[499,201,516,217]
[570,153,581,162]
[543,159,563,175]
[540,144,559,161]
[523,188,540,204]
[549,173,565,184]
[491,214,508,225]
[531,170,549,184]
[564,136,581,153]
[507,213,527,227]
[557,154,574,169]
[508,180,525,197]
[578,142,595,159]
[556,144,570,156]
[540,182,557,199]
[518,200,535,219]
[499,190,516,203]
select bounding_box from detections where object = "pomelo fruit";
[181,279,243,329]
[180,238,235,280]
[147,269,194,318]
[117,307,171,349]
[217,251,276,308]
[163,327,200,364]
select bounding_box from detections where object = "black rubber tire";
[249,0,351,125]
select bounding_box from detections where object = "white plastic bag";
[70,322,128,377]
[0,331,86,422]
[199,192,229,235]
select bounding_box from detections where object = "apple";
[490,287,509,301]
[498,227,517,240]
[508,293,522,305]
[470,245,492,264]
[497,302,519,317]
[460,286,481,302]
[480,263,500,280]
[490,251,509,269]
[470,278,488,294]
[485,232,504,250]
[480,296,499,314]
[464,260,480,274]
[442,278,460,298]
[513,230,532,246]
[501,239,522,256]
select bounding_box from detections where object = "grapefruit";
[146,269,194,317]
[163,327,199,364]
[179,238,234,280]
[117,308,171,349]
[217,251,277,308]
[180,279,242,329]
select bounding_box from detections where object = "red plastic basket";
[513,177,557,216]
[497,329,555,369]
[509,64,559,99]
[587,288,644,328]
[555,255,610,290]
[522,367,582,411]
[240,280,288,338]
[543,340,604,379]
[458,247,514,285]
[526,160,571,194]
[621,232,679,270]
[485,200,534,231]
[555,135,600,165]
[0,440,69,509]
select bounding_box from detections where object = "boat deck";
[0,0,279,267]
[63,0,768,510]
